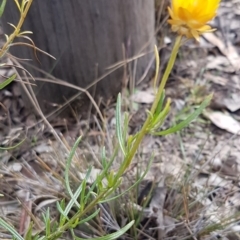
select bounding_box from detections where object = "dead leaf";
[34,198,59,213]
[131,90,154,104]
[204,33,240,71]
[206,56,235,73]
[211,94,240,112]
[7,162,22,172]
[223,98,240,112]
[34,143,53,154]
[204,111,240,134]
[204,73,227,86]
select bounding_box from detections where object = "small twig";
[184,220,198,240]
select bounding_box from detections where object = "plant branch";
[0,0,33,58]
[120,35,182,173]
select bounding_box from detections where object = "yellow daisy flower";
[168,0,221,41]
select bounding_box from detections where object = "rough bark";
[1,0,155,114]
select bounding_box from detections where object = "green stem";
[47,190,108,239]
[121,35,182,173]
[0,0,33,58]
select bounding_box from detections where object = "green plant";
[0,0,221,239]
[0,45,212,239]
[0,0,34,89]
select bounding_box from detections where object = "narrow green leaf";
[65,167,92,216]
[0,0,7,17]
[65,136,82,208]
[145,109,154,120]
[85,146,119,201]
[56,201,69,221]
[155,90,165,114]
[100,153,154,203]
[80,179,87,210]
[150,98,171,130]
[0,217,24,240]
[116,93,126,156]
[45,208,51,236]
[153,45,160,93]
[101,147,107,168]
[78,209,100,225]
[36,237,45,240]
[0,74,16,90]
[153,94,212,136]
[24,222,33,240]
[106,170,115,188]
[57,200,69,227]
[84,175,101,202]
[126,134,135,152]
[75,220,134,240]
[0,138,25,150]
[122,112,129,141]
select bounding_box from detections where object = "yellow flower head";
[168,0,221,41]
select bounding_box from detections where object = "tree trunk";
[1,0,155,115]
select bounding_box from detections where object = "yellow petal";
[198,25,212,32]
[178,7,192,21]
[190,29,200,41]
[167,7,175,19]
